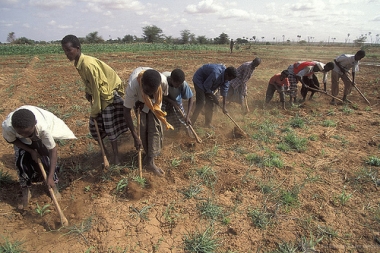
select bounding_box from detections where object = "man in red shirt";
[265,70,290,110]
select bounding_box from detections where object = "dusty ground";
[1,45,380,252]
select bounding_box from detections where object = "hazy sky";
[0,0,379,43]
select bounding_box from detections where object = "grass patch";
[288,114,306,128]
[130,204,154,221]
[246,150,284,168]
[247,207,274,229]
[0,236,26,253]
[277,132,308,152]
[62,217,93,244]
[251,120,279,143]
[183,227,220,253]
[196,199,223,221]
[321,120,337,127]
[365,156,380,166]
[0,169,13,186]
[132,176,146,188]
[195,166,217,188]
[180,184,203,199]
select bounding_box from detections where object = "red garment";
[293,61,315,76]
[269,73,290,87]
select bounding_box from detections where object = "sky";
[0,0,379,44]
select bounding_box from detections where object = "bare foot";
[19,187,31,209]
[145,164,165,177]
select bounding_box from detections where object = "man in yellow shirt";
[61,34,128,165]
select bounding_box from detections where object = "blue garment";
[192,64,230,97]
[167,81,193,106]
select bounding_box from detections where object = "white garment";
[123,67,169,113]
[2,105,76,150]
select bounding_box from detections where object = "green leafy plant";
[170,158,182,168]
[132,176,146,188]
[298,232,324,252]
[247,207,273,229]
[334,187,352,206]
[116,178,128,192]
[272,241,297,253]
[366,156,380,166]
[35,203,51,217]
[84,185,91,192]
[181,184,202,199]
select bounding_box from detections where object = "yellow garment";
[75,54,124,117]
[137,71,174,130]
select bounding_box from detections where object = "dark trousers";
[301,74,319,100]
[265,84,285,103]
[191,85,214,126]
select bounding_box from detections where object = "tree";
[214,32,229,44]
[122,34,134,43]
[142,25,163,43]
[7,32,16,43]
[13,37,34,45]
[354,35,367,46]
[180,29,194,44]
[196,35,209,44]
[85,31,104,43]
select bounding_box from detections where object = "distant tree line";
[5,25,379,47]
[5,26,231,45]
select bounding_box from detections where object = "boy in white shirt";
[2,105,76,209]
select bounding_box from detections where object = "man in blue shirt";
[190,64,237,128]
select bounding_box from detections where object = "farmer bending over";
[2,106,76,209]
[123,67,172,176]
[61,34,129,165]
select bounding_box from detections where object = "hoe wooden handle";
[37,159,69,227]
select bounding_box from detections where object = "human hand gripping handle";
[206,93,219,106]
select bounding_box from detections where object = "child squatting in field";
[61,34,129,165]
[2,106,76,209]
[123,67,173,177]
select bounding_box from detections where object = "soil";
[1,45,380,253]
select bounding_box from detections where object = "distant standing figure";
[61,34,128,165]
[162,69,194,134]
[2,106,76,209]
[230,39,234,53]
[190,64,237,128]
[265,70,290,110]
[330,50,365,105]
[123,67,172,176]
[301,61,335,101]
[227,58,261,113]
